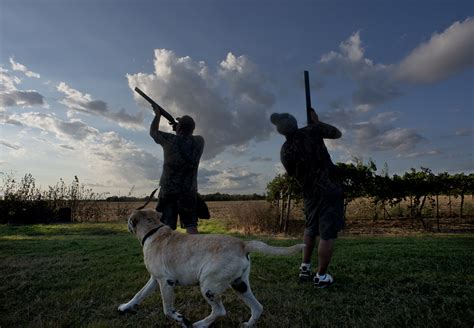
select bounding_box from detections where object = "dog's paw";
[167,310,192,327]
[117,303,137,314]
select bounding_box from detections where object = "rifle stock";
[134,87,177,126]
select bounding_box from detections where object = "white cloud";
[0,140,21,150]
[314,21,474,160]
[321,107,425,157]
[340,31,364,62]
[395,18,474,83]
[318,32,400,108]
[8,112,160,185]
[0,110,22,126]
[318,19,474,108]
[198,167,262,193]
[57,82,145,130]
[0,67,45,108]
[0,139,26,158]
[218,53,275,107]
[249,156,273,162]
[9,57,41,78]
[371,127,425,152]
[397,149,440,159]
[127,49,275,159]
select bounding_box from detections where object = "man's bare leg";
[299,233,316,280]
[303,233,316,264]
[317,238,334,275]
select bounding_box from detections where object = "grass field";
[1,219,473,327]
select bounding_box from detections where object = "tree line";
[267,160,474,232]
[1,165,472,227]
[105,192,265,202]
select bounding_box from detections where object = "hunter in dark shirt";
[271,108,343,288]
[150,110,204,234]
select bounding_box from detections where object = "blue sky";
[1,0,473,196]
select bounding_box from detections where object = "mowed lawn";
[0,220,473,328]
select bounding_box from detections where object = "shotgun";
[134,87,177,128]
[304,71,312,125]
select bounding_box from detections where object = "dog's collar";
[141,224,165,246]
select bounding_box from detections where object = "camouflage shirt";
[280,122,341,195]
[151,131,204,195]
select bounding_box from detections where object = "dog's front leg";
[118,276,158,313]
[158,278,192,328]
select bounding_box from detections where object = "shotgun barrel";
[134,87,177,126]
[304,71,312,125]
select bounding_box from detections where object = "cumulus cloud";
[218,53,275,107]
[318,32,400,108]
[366,127,424,152]
[9,57,41,78]
[321,108,424,157]
[0,111,22,126]
[0,67,45,108]
[198,166,262,193]
[395,18,474,83]
[57,82,145,130]
[127,49,275,159]
[318,19,474,108]
[9,112,160,184]
[314,22,474,159]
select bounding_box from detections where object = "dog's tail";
[244,240,305,256]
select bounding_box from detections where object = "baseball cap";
[270,113,298,135]
[176,115,195,132]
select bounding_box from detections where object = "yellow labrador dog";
[118,208,304,327]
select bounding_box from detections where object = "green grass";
[1,220,473,327]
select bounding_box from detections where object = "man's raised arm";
[309,108,342,139]
[149,106,162,141]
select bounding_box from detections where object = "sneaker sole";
[314,281,335,288]
[299,276,313,282]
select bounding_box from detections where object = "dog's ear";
[130,211,140,229]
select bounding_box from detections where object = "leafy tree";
[266,173,302,233]
[337,159,377,217]
[451,173,474,218]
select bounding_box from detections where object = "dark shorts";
[156,192,198,230]
[303,185,344,240]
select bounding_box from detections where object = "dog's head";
[127,209,163,239]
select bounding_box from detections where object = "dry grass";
[214,196,474,236]
[62,196,473,236]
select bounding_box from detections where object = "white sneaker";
[299,264,313,281]
[314,273,334,288]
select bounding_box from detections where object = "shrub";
[0,173,108,224]
[0,200,55,224]
[225,201,281,235]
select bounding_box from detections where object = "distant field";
[0,221,473,327]
[87,196,474,235]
